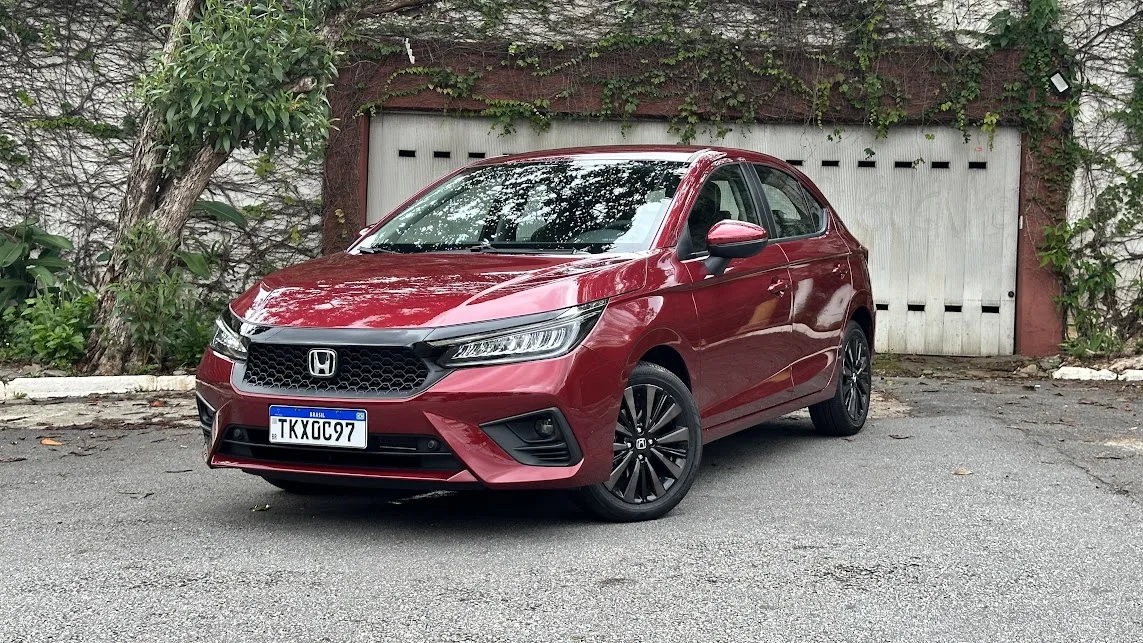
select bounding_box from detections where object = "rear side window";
[752,165,823,238]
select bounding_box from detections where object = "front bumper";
[196,343,623,490]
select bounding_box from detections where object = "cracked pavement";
[1,378,1141,642]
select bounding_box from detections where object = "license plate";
[268,406,368,449]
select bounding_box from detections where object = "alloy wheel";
[841,333,872,423]
[607,384,691,504]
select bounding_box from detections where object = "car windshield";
[356,159,689,254]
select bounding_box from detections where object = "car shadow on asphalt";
[222,416,823,530]
[700,415,825,469]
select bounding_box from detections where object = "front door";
[680,163,797,428]
[751,164,854,400]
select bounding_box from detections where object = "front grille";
[218,426,462,471]
[242,343,430,394]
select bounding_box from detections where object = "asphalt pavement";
[1,377,1141,642]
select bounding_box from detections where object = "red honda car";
[196,145,874,521]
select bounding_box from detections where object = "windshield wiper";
[356,246,399,254]
[545,246,597,255]
[463,242,600,255]
[466,240,501,253]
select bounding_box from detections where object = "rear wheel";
[576,363,702,522]
[809,320,872,436]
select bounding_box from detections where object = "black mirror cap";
[708,237,768,259]
[703,237,767,276]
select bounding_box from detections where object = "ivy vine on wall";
[355,0,1008,143]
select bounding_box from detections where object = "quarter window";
[753,165,823,238]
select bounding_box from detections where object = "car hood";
[231,252,648,329]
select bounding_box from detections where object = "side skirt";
[700,373,839,444]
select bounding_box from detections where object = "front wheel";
[576,363,703,522]
[809,320,872,436]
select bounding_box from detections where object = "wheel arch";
[622,327,696,391]
[638,344,692,390]
[850,305,874,347]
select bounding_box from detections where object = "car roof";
[470,144,786,167]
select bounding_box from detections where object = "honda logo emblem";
[307,348,337,378]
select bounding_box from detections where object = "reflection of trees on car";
[366,160,687,253]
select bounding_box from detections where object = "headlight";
[432,300,606,367]
[209,309,248,361]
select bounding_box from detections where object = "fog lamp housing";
[480,409,581,467]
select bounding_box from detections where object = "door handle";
[832,263,850,277]
[768,278,790,296]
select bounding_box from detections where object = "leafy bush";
[114,274,220,369]
[111,223,222,370]
[0,219,76,309]
[1,290,96,368]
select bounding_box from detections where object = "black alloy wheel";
[577,363,702,521]
[810,320,872,436]
[841,328,872,424]
[607,383,691,503]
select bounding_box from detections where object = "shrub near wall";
[1,291,96,369]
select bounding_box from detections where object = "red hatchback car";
[196,145,874,521]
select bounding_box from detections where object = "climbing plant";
[1040,22,1143,357]
[355,0,994,142]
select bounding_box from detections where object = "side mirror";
[704,220,768,276]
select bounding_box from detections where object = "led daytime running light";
[209,310,248,361]
[451,326,569,361]
[435,301,606,367]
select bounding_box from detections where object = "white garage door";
[367,112,1021,356]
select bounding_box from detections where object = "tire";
[576,362,703,522]
[809,320,872,436]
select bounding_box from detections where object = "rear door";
[682,163,797,427]
[750,164,854,400]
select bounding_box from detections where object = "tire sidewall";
[845,324,868,424]
[837,322,871,428]
[579,362,703,521]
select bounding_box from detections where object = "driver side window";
[684,165,761,255]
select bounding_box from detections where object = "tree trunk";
[81,0,209,375]
[84,144,229,374]
[81,0,430,374]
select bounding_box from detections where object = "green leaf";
[0,278,26,287]
[25,265,57,288]
[28,256,70,270]
[176,250,211,278]
[95,251,111,263]
[30,231,73,250]
[0,241,28,268]
[192,200,248,229]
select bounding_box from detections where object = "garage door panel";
[367,113,1021,356]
